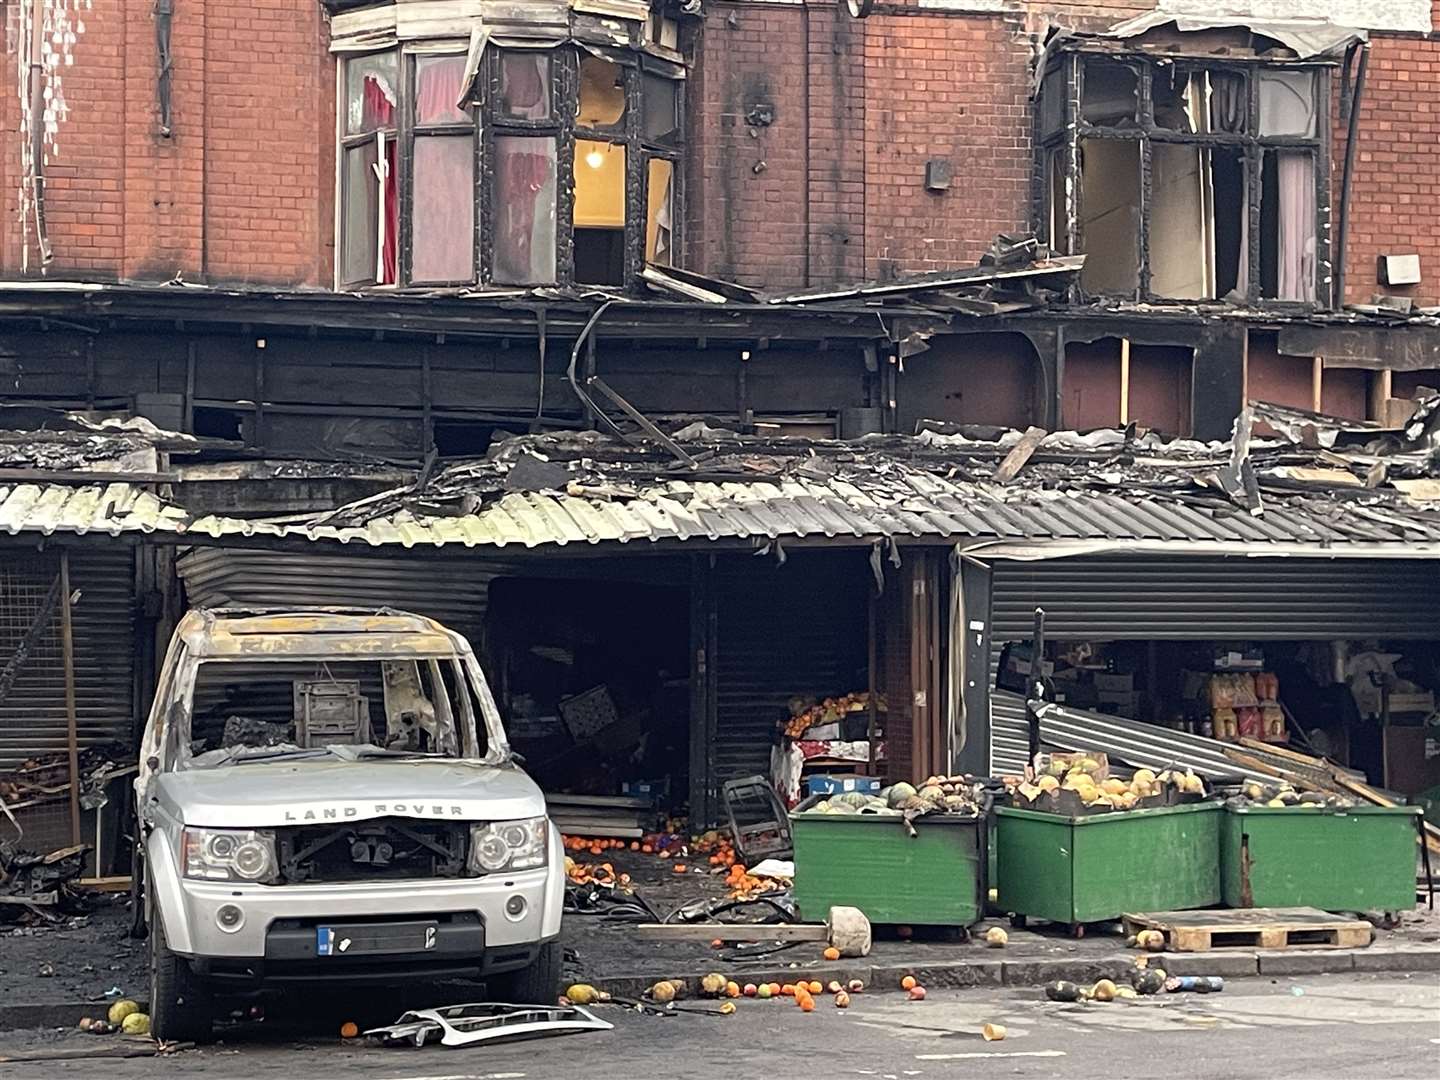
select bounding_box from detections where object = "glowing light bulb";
[585,147,605,169]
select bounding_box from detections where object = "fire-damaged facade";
[3,0,1440,846]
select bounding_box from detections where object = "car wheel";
[487,939,561,1004]
[149,913,215,1043]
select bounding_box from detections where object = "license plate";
[316,920,439,957]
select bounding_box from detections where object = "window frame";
[338,51,401,289]
[1037,50,1332,308]
[337,41,686,292]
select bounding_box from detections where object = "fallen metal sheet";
[364,1003,612,1048]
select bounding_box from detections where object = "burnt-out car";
[134,608,562,1041]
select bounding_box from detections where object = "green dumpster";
[790,807,986,927]
[1220,804,1420,915]
[995,802,1222,930]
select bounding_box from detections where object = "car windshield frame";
[170,649,510,772]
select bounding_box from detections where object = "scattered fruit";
[900,975,917,991]
[711,938,725,949]
[982,1023,1006,1042]
[743,983,758,998]
[757,984,773,1000]
[701,973,728,997]
[908,985,927,1001]
[77,1018,95,1032]
[121,1013,151,1036]
[985,926,1009,949]
[823,946,841,961]
[1092,979,1118,1002]
[718,1001,737,1015]
[1115,986,1138,1000]
[1045,980,1082,1002]
[782,984,797,997]
[339,1021,359,1039]
[847,979,865,993]
[725,981,741,998]
[807,980,823,995]
[673,863,687,873]
[650,980,677,1004]
[769,983,782,997]
[1135,929,1165,952]
[827,981,843,995]
[565,983,610,1005]
[108,1000,141,1026]
[1132,969,1167,995]
[799,996,816,1013]
[834,990,851,1008]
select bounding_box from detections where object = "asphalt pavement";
[2,973,1436,1080]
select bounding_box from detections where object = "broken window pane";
[1153,69,1200,133]
[498,51,552,122]
[493,135,557,285]
[578,56,626,129]
[412,135,475,282]
[380,136,398,284]
[1080,59,1138,128]
[1077,138,1140,295]
[1150,143,1210,299]
[415,54,470,125]
[1260,150,1316,301]
[341,141,379,284]
[1258,70,1317,138]
[646,158,674,265]
[347,51,398,135]
[643,74,680,144]
[1039,62,1066,138]
[1046,149,1066,252]
[1207,71,1247,134]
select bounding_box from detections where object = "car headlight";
[182,828,277,884]
[468,817,547,874]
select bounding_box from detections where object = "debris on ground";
[365,1003,613,1048]
[0,842,91,925]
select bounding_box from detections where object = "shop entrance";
[486,571,690,810]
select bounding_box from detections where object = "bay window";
[338,42,684,290]
[1038,51,1330,306]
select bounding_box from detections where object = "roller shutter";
[712,551,869,788]
[0,546,136,769]
[986,555,1440,775]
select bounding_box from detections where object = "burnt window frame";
[338,41,686,292]
[1035,49,1332,309]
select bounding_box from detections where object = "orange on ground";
[900,975,917,991]
[781,984,796,997]
[339,1021,359,1039]
[807,981,823,995]
[673,864,687,874]
[799,997,816,1012]
[823,946,841,961]
[725,982,741,998]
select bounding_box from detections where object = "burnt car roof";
[176,607,467,659]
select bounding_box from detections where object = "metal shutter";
[713,552,869,788]
[0,546,136,769]
[987,555,1440,775]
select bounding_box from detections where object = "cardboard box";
[806,774,882,796]
[1093,672,1134,693]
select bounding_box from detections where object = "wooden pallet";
[1122,907,1372,952]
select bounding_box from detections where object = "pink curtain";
[1276,152,1315,301]
[500,54,548,120]
[416,56,468,125]
[496,150,553,282]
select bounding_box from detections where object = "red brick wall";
[0,0,330,286]
[1335,29,1440,306]
[1,0,1435,300]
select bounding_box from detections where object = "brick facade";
[0,1,1434,303]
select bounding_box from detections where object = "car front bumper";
[171,867,559,961]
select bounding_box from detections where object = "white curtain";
[1276,152,1316,301]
